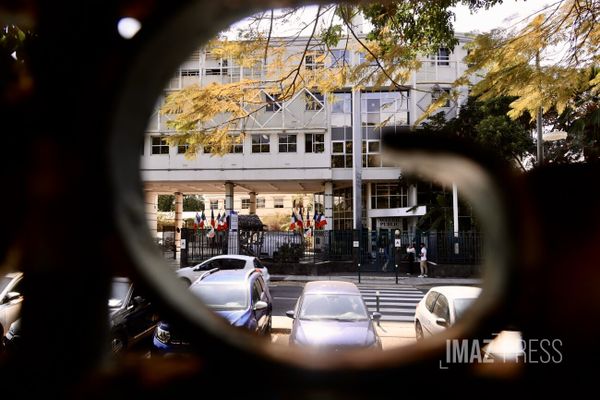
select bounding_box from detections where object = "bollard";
[358,263,361,284]
[395,264,398,284]
[376,291,381,326]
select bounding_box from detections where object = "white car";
[0,272,24,336]
[176,255,270,286]
[414,285,481,340]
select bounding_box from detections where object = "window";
[252,134,270,153]
[151,137,169,155]
[370,183,408,209]
[305,133,325,153]
[181,69,199,77]
[437,47,450,66]
[177,144,188,154]
[278,134,297,153]
[265,93,281,112]
[252,281,262,304]
[433,295,450,322]
[425,291,440,312]
[257,198,265,208]
[305,92,324,111]
[329,49,350,67]
[229,135,244,153]
[210,200,219,210]
[274,198,284,208]
[331,127,353,168]
[305,52,324,70]
[241,199,250,209]
[331,92,351,114]
[432,87,451,107]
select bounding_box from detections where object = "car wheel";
[111,334,127,353]
[181,278,191,287]
[415,320,424,341]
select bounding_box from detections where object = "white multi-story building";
[141,34,471,238]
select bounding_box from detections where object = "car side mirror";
[6,292,21,302]
[253,301,268,311]
[435,317,448,327]
[285,310,295,319]
[372,312,382,321]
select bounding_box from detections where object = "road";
[268,282,426,322]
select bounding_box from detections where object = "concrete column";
[351,88,362,230]
[174,192,183,261]
[452,182,459,236]
[144,191,158,240]
[225,181,234,213]
[324,181,333,231]
[366,181,372,232]
[249,191,257,215]
[408,184,418,236]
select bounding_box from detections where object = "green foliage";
[421,96,534,169]
[158,195,174,212]
[183,195,205,211]
[274,242,304,263]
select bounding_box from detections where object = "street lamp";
[537,129,568,165]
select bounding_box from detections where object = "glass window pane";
[332,142,344,153]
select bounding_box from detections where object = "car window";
[10,278,24,296]
[220,259,246,270]
[453,298,476,321]
[192,283,248,310]
[299,294,368,321]
[109,281,131,308]
[432,295,450,322]
[425,291,439,312]
[0,277,12,293]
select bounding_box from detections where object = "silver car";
[176,255,270,286]
[287,281,381,350]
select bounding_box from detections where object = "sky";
[227,1,556,38]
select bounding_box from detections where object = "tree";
[158,195,174,211]
[160,1,502,155]
[445,0,600,164]
[183,195,205,211]
[421,96,535,170]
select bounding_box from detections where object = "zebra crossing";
[358,284,424,322]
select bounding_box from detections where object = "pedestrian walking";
[418,243,428,278]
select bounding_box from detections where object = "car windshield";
[0,277,12,293]
[192,284,248,310]
[453,298,476,321]
[299,294,368,321]
[108,280,131,308]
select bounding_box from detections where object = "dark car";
[3,277,158,355]
[109,277,159,353]
[287,281,382,351]
[153,268,272,355]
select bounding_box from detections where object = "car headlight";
[155,326,171,344]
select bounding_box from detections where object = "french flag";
[199,210,206,229]
[211,209,215,228]
[296,208,303,229]
[289,211,296,230]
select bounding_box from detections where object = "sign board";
[395,238,402,248]
[180,239,186,250]
[376,217,403,229]
[230,212,238,231]
[353,240,359,248]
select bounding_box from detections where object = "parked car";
[153,268,272,355]
[176,255,270,285]
[0,272,23,336]
[414,285,481,340]
[109,277,159,353]
[3,277,158,354]
[286,281,382,350]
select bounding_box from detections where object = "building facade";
[141,34,471,240]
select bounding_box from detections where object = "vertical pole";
[249,191,257,215]
[375,291,381,326]
[144,191,158,240]
[174,192,183,261]
[395,263,398,284]
[351,88,362,231]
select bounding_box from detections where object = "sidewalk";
[271,316,416,350]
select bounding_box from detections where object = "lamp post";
[538,129,568,165]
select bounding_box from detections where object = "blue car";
[287,281,382,351]
[153,268,272,355]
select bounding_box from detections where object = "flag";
[216,212,221,231]
[289,211,296,230]
[199,210,205,229]
[210,209,215,228]
[317,213,327,228]
[313,210,318,228]
[206,225,215,239]
[296,208,303,229]
[306,208,311,228]
[194,212,201,231]
[221,212,228,231]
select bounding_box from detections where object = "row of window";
[150,134,325,155]
[207,198,283,210]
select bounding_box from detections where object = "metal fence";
[156,227,176,259]
[178,228,483,268]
